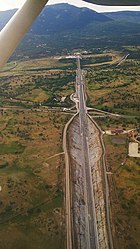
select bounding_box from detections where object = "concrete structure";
[129,142,140,158]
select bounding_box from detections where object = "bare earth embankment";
[68,115,109,249]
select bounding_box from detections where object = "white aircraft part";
[0,0,48,68]
[83,0,140,6]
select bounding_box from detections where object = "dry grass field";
[0,109,69,249]
[0,49,139,249]
[86,56,140,116]
[0,55,75,249]
[102,134,140,249]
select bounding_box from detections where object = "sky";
[0,0,140,12]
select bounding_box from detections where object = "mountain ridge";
[0,3,139,35]
[104,10,140,23]
[0,3,139,59]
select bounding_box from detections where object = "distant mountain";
[0,9,16,30]
[104,11,140,24]
[30,4,111,35]
[0,4,111,33]
[0,4,139,59]
[0,4,139,36]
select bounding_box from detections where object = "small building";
[61,97,66,102]
[111,129,123,135]
[128,132,133,138]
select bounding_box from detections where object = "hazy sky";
[0,0,140,12]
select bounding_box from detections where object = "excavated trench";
[68,114,109,249]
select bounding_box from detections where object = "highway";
[75,56,99,249]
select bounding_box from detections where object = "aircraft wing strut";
[0,0,48,68]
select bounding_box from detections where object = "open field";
[0,108,70,249]
[0,47,139,249]
[0,55,75,249]
[93,116,140,131]
[16,49,139,116]
[0,57,76,108]
[102,134,140,249]
[85,52,140,116]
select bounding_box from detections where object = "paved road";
[76,56,99,249]
[116,53,129,67]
